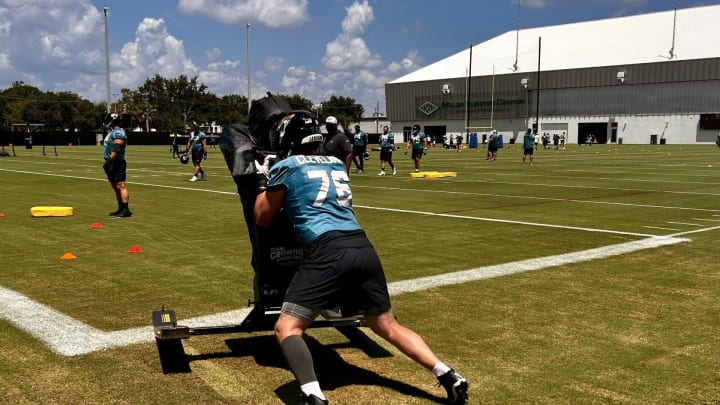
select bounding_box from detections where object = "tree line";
[0,75,365,134]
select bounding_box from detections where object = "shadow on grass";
[156,329,445,403]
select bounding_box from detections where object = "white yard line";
[0,234,691,356]
[355,184,719,212]
[643,226,680,231]
[667,221,703,227]
[387,236,688,296]
[355,205,655,237]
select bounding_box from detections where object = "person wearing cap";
[405,124,428,172]
[351,124,368,174]
[320,116,352,173]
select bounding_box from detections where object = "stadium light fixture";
[616,71,626,84]
[520,78,529,89]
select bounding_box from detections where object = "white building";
[385,5,720,145]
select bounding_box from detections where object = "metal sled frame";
[152,302,389,374]
[153,304,364,341]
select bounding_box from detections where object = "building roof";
[389,4,720,84]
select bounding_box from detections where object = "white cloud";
[205,47,222,62]
[321,0,381,71]
[112,18,198,91]
[522,0,548,8]
[322,34,382,70]
[342,0,373,36]
[177,0,310,28]
[264,56,285,72]
[0,1,102,82]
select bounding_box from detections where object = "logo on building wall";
[418,101,439,116]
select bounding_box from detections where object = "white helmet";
[325,116,338,125]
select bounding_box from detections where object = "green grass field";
[0,143,718,404]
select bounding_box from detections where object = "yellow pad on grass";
[30,206,74,217]
[409,171,457,179]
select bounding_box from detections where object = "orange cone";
[128,246,143,253]
[0,212,5,217]
[91,222,103,228]
[60,252,77,260]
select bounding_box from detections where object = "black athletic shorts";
[103,158,127,183]
[380,147,393,162]
[191,149,204,164]
[353,145,365,156]
[524,147,534,155]
[411,148,423,160]
[282,229,392,321]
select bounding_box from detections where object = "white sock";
[432,362,452,377]
[300,381,326,400]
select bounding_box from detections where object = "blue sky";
[0,0,714,116]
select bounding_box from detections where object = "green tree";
[216,94,248,126]
[319,95,364,132]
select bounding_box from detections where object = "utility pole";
[375,101,379,135]
[103,6,111,115]
[535,37,541,134]
[246,22,252,116]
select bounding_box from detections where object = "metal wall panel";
[386,58,720,121]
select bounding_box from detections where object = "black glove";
[203,152,208,160]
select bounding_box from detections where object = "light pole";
[246,22,251,116]
[103,6,111,115]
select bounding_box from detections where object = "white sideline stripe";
[0,235,688,357]
[356,204,656,237]
[643,226,680,231]
[354,184,720,212]
[667,221,703,227]
[387,236,687,295]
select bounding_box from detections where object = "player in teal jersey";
[523,128,535,165]
[377,125,397,176]
[254,112,468,405]
[351,124,368,173]
[102,115,131,217]
[405,124,428,172]
[186,124,207,181]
